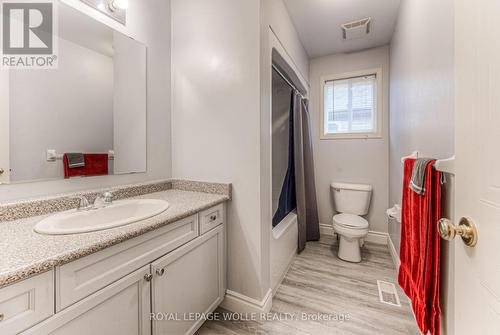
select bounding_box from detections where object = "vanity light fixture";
[108,0,128,12]
[81,0,127,24]
[97,2,106,11]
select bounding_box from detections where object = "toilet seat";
[333,213,368,230]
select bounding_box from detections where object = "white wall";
[309,46,390,234]
[9,38,114,182]
[262,0,309,81]
[171,0,309,306]
[389,0,454,333]
[389,1,454,206]
[0,0,171,202]
[171,0,265,302]
[260,0,309,304]
[261,0,310,223]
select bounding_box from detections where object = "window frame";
[320,68,383,140]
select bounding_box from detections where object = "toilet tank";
[331,182,372,215]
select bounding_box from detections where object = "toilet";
[331,182,373,262]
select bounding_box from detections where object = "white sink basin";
[34,199,170,235]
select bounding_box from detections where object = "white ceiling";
[283,0,401,58]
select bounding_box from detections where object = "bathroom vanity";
[0,181,230,335]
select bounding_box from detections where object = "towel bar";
[401,151,455,175]
[46,150,115,162]
[434,156,455,175]
[400,151,419,163]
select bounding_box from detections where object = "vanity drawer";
[199,204,224,234]
[56,214,199,311]
[0,271,54,335]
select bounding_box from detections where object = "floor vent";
[377,280,401,307]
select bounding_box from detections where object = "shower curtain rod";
[272,64,306,100]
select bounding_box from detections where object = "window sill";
[320,132,382,140]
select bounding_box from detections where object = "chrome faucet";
[93,191,113,209]
[72,195,92,211]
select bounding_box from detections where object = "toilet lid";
[333,213,369,229]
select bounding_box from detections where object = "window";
[321,69,382,139]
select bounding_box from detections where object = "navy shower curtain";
[272,93,296,227]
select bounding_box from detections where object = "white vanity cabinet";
[151,225,225,335]
[56,214,200,311]
[24,265,152,335]
[0,271,54,334]
[3,203,226,335]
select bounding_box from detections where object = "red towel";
[63,153,109,179]
[399,158,441,335]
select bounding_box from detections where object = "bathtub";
[270,210,298,293]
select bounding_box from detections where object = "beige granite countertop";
[0,189,229,289]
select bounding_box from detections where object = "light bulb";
[111,0,128,10]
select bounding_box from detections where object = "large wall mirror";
[0,2,147,184]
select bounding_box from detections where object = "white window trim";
[320,68,383,140]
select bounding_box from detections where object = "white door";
[454,0,500,333]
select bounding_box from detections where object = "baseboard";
[320,223,388,245]
[220,288,273,314]
[319,223,334,236]
[272,251,296,296]
[364,231,388,245]
[387,236,400,271]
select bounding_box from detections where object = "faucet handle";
[94,191,113,209]
[101,191,113,203]
[71,196,91,211]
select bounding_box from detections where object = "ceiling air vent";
[341,17,371,40]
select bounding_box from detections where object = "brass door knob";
[438,217,478,247]
[144,273,153,282]
[0,168,4,175]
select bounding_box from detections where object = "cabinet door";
[24,266,152,335]
[0,271,54,335]
[151,225,225,335]
[57,214,198,311]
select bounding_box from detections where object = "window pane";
[323,82,334,134]
[327,111,334,122]
[324,74,376,135]
[333,80,349,111]
[352,109,373,131]
[352,78,374,109]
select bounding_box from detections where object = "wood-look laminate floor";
[197,236,421,335]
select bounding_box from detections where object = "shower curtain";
[273,89,320,252]
[272,93,296,228]
[292,92,320,252]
